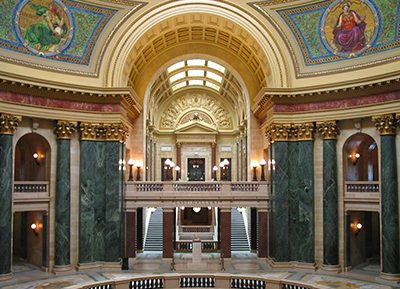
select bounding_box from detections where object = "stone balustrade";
[67,273,320,289]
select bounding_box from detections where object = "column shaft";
[220,210,231,258]
[55,138,71,266]
[0,134,13,277]
[126,211,136,258]
[258,211,268,258]
[163,210,174,258]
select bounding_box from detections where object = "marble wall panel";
[0,134,13,275]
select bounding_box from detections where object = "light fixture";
[353,153,360,166]
[180,206,185,211]
[30,223,38,236]
[223,159,229,166]
[136,160,143,181]
[251,161,258,181]
[127,159,135,181]
[213,166,218,181]
[259,159,267,181]
[175,166,180,181]
[33,153,40,166]
[355,222,362,236]
[193,207,201,213]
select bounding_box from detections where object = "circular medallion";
[321,0,379,58]
[14,0,74,57]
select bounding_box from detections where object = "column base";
[0,272,13,281]
[76,261,121,272]
[266,257,317,271]
[319,264,342,274]
[52,264,75,275]
[379,272,400,284]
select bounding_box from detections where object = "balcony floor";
[0,252,394,289]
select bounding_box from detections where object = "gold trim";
[372,114,397,135]
[265,122,315,142]
[0,113,21,135]
[317,121,339,140]
[79,122,129,142]
[54,121,77,139]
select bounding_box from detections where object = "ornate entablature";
[158,93,233,131]
[79,122,129,142]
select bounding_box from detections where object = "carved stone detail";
[79,122,129,142]
[373,114,398,135]
[0,114,21,135]
[265,122,315,142]
[54,121,77,139]
[317,121,340,139]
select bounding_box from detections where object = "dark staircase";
[231,207,250,251]
[144,207,163,251]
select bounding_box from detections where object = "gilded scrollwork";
[79,122,129,142]
[0,114,21,135]
[317,121,340,139]
[373,114,398,135]
[54,120,77,139]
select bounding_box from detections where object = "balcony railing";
[14,181,49,193]
[345,181,379,193]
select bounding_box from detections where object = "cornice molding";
[252,75,400,119]
[0,72,142,118]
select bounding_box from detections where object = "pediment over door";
[175,121,217,143]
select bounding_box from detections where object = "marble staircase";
[144,208,163,251]
[231,208,250,251]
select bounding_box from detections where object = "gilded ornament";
[0,114,21,135]
[54,121,76,139]
[373,114,397,135]
[317,121,340,139]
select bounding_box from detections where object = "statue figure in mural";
[333,2,366,53]
[24,2,67,51]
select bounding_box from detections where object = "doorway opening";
[187,158,205,181]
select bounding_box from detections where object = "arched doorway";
[13,133,51,269]
[343,133,380,270]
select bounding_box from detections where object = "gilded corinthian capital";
[317,121,340,139]
[79,122,129,142]
[372,114,397,135]
[265,122,315,142]
[54,121,77,139]
[0,114,21,135]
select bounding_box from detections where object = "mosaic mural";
[0,0,144,65]
[250,0,400,65]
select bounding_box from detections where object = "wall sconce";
[193,207,201,213]
[33,153,40,166]
[353,153,360,166]
[251,161,258,181]
[136,161,143,181]
[30,223,38,236]
[127,159,135,181]
[175,166,180,181]
[213,166,218,181]
[259,159,267,181]
[355,222,362,236]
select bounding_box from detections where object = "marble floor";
[0,252,398,289]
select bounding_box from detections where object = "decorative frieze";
[0,114,21,135]
[54,121,77,139]
[317,121,340,139]
[373,114,397,135]
[265,122,315,142]
[78,122,129,142]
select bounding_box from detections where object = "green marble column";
[274,141,290,262]
[55,138,71,266]
[78,123,127,266]
[0,114,19,279]
[322,138,339,266]
[0,134,13,276]
[373,115,399,277]
[381,134,399,274]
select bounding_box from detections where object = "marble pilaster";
[126,211,136,258]
[0,114,19,280]
[54,121,75,268]
[373,115,399,278]
[220,209,231,258]
[163,209,174,259]
[258,210,268,258]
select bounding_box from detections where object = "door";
[187,158,205,181]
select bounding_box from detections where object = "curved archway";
[343,133,378,182]
[14,133,51,182]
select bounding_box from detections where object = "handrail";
[13,181,49,193]
[67,273,325,289]
[344,181,379,193]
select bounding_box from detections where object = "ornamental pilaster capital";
[295,122,315,141]
[0,114,21,135]
[54,121,77,139]
[211,142,217,148]
[176,142,182,148]
[317,121,340,140]
[372,114,397,135]
[266,122,314,142]
[79,122,129,142]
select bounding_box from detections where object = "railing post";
[164,273,180,289]
[114,279,131,289]
[215,274,230,288]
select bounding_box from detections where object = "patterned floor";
[0,253,398,289]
